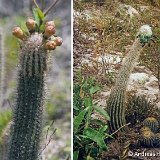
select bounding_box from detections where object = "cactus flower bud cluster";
[12,19,62,51]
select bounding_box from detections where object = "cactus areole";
[8,19,62,160]
[107,25,152,133]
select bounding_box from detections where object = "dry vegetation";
[74,0,160,85]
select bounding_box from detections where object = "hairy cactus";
[7,17,62,160]
[142,117,159,133]
[107,25,152,133]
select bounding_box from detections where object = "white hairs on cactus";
[137,25,152,45]
[139,25,152,37]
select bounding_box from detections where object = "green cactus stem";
[107,25,152,133]
[8,18,62,160]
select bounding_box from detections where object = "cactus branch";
[107,25,152,133]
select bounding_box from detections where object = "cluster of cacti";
[138,117,160,148]
[107,25,152,133]
[7,17,62,160]
[126,95,155,125]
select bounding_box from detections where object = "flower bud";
[45,41,56,50]
[12,27,25,40]
[45,21,55,28]
[54,37,63,46]
[26,18,36,32]
[44,25,56,38]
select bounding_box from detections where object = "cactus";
[126,95,156,125]
[107,25,152,133]
[142,117,159,133]
[7,17,62,160]
[138,126,156,148]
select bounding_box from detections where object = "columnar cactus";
[107,25,152,133]
[8,17,62,160]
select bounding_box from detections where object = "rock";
[129,73,149,84]
[118,4,140,18]
[139,6,150,12]
[133,66,152,75]
[144,75,158,90]
[127,72,159,101]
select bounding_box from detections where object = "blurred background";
[0,0,71,160]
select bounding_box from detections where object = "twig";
[44,0,60,16]
[32,0,39,8]
[7,99,13,111]
[38,128,56,156]
[45,120,54,139]
[110,123,131,136]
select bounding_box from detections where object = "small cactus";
[142,117,159,133]
[126,95,156,125]
[8,16,62,160]
[138,126,156,148]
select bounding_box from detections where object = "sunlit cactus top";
[137,25,152,45]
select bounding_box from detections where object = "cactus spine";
[107,25,152,133]
[8,18,62,160]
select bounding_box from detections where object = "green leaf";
[93,105,110,121]
[89,85,101,94]
[99,125,108,134]
[20,22,29,35]
[73,151,79,160]
[39,23,45,32]
[83,127,107,150]
[84,97,92,107]
[37,8,45,20]
[74,107,89,132]
[33,8,40,28]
